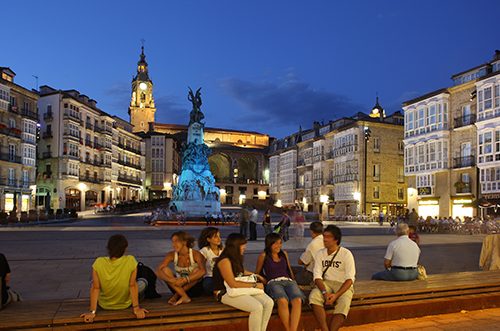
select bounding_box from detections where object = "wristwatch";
[253,283,257,288]
[321,290,327,295]
[89,310,96,315]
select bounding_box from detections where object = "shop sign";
[418,187,432,196]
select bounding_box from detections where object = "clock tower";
[129,46,156,132]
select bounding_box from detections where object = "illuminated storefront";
[418,199,439,218]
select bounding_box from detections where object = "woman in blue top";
[255,233,304,331]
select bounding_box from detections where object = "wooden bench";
[1,271,499,330]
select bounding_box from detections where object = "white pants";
[221,293,274,331]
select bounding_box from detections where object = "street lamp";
[363,126,371,215]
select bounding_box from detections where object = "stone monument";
[170,88,221,216]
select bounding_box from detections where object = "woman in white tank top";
[156,231,206,305]
[198,227,223,295]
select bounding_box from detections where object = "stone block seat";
[1,271,499,330]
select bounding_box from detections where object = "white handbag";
[224,274,264,297]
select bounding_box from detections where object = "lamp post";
[363,126,371,215]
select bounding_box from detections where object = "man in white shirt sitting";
[296,221,324,285]
[371,223,421,281]
[309,225,356,331]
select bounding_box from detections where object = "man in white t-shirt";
[371,223,420,281]
[296,221,324,285]
[309,225,355,331]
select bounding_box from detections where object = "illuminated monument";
[170,88,221,215]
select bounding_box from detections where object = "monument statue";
[170,87,220,216]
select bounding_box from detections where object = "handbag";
[224,274,264,297]
[417,264,427,280]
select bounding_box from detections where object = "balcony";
[63,131,80,141]
[103,127,113,135]
[453,155,475,168]
[117,174,142,185]
[82,158,101,166]
[85,140,93,148]
[455,182,472,194]
[118,142,142,155]
[454,114,476,128]
[79,175,104,184]
[85,122,94,131]
[0,126,22,139]
[63,112,82,124]
[117,159,142,170]
[0,153,22,164]
[41,152,52,159]
[42,131,53,139]
[43,112,53,121]
[21,108,38,121]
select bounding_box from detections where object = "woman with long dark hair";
[256,233,304,331]
[213,233,274,331]
[198,227,222,295]
[156,231,206,305]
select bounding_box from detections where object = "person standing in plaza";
[309,225,356,331]
[276,210,291,242]
[80,234,148,323]
[296,221,324,286]
[408,208,418,227]
[371,223,420,281]
[293,210,305,239]
[255,233,304,331]
[240,207,249,239]
[249,206,259,241]
[156,231,206,305]
[198,227,223,295]
[212,233,274,331]
[262,209,272,236]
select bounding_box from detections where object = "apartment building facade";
[269,108,406,219]
[37,86,145,211]
[0,67,38,212]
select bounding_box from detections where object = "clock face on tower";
[139,82,148,90]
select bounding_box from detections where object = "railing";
[79,175,104,184]
[453,155,475,168]
[85,122,94,131]
[456,183,472,194]
[454,114,476,128]
[63,131,81,140]
[0,153,22,164]
[43,112,53,121]
[63,112,82,123]
[94,125,103,133]
[118,143,142,155]
[42,131,53,139]
[0,177,33,188]
[81,158,101,166]
[0,127,22,138]
[117,174,142,185]
[117,159,142,170]
[85,140,93,148]
[41,152,52,159]
[103,127,113,135]
[21,108,38,121]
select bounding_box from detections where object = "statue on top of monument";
[188,87,205,125]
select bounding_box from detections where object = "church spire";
[134,44,151,82]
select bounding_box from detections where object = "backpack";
[137,262,162,299]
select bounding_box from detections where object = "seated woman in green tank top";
[80,234,148,323]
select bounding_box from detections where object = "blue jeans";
[371,268,418,281]
[265,279,305,302]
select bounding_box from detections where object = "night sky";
[3,0,499,138]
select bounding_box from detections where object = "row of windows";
[480,167,500,193]
[372,186,405,200]
[477,84,500,120]
[405,141,448,173]
[404,101,448,137]
[478,130,500,163]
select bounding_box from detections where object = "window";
[373,137,380,152]
[398,140,404,154]
[373,186,380,199]
[397,188,404,200]
[398,167,404,183]
[373,164,380,181]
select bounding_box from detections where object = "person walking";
[262,209,272,236]
[240,208,249,239]
[249,206,259,241]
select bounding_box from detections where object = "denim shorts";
[265,279,305,302]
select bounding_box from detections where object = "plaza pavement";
[0,214,487,301]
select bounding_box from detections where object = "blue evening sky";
[3,0,499,138]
